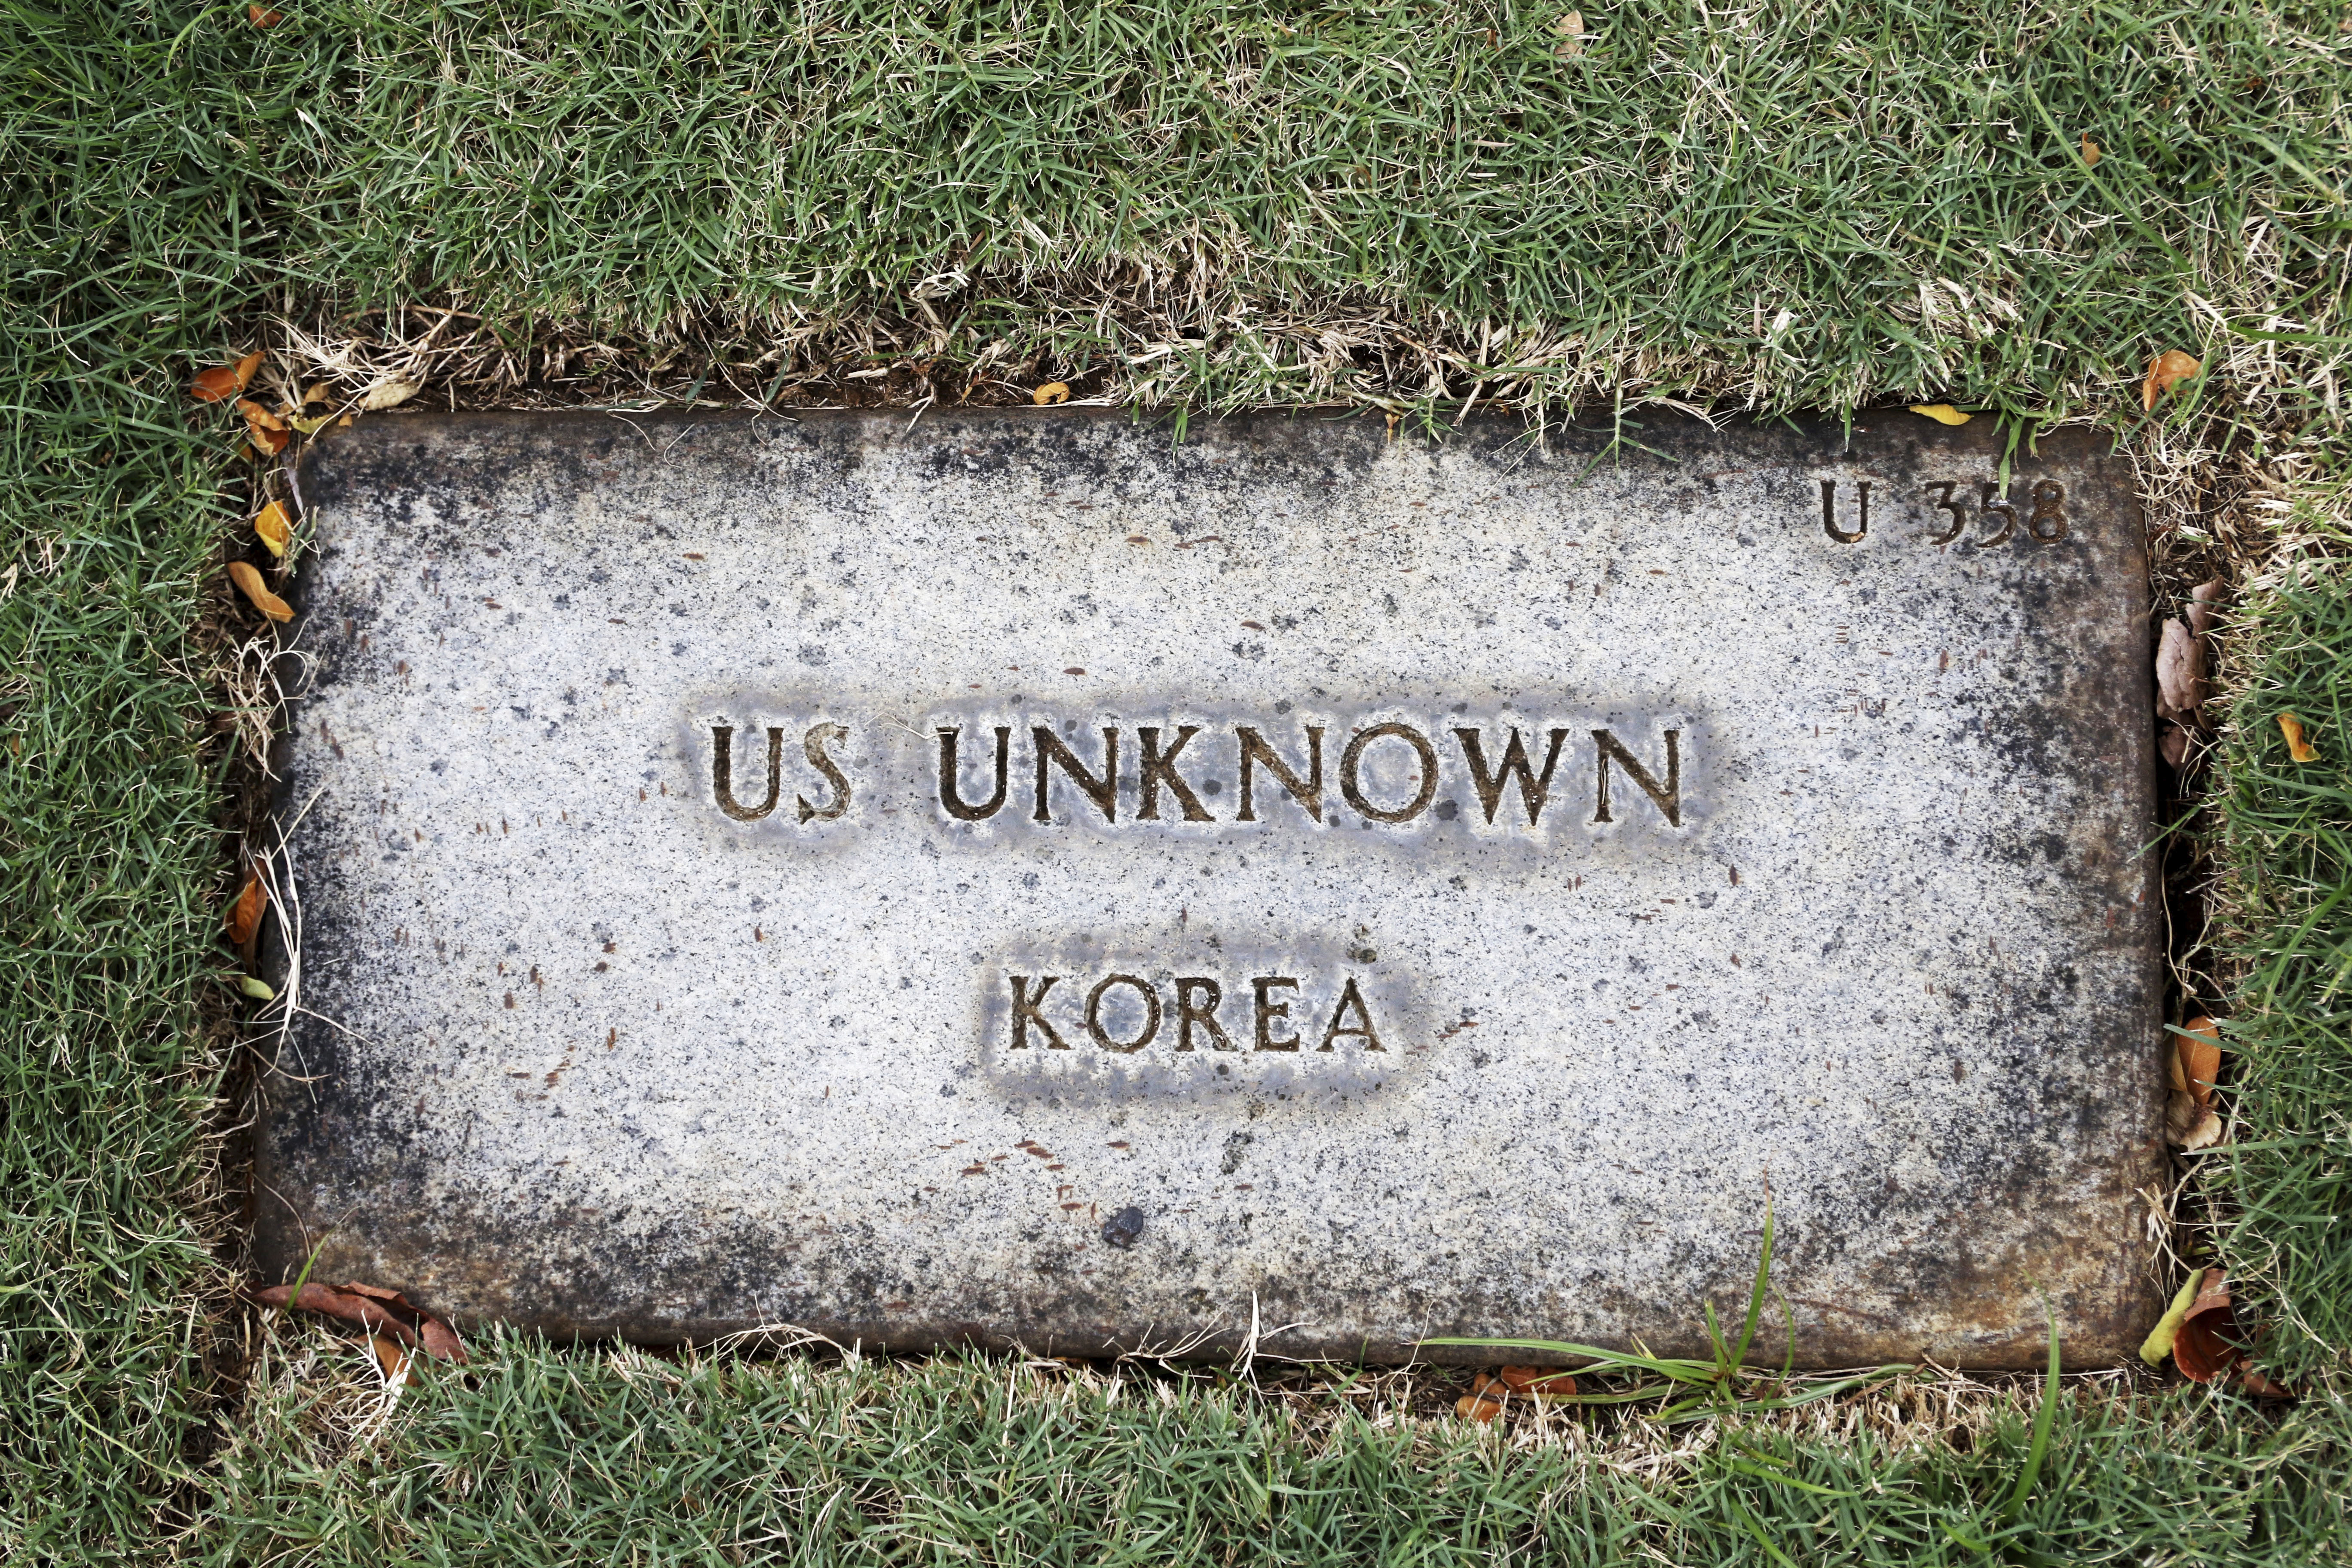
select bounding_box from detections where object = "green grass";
[2,0,2349,1561]
[204,1333,2352,1567]
[2213,553,2352,1384]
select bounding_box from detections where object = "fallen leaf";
[2160,723,2193,772]
[239,976,276,1001]
[2142,349,2202,410]
[239,395,290,456]
[2155,618,2204,720]
[359,377,423,412]
[2278,713,2320,763]
[2178,1100,2224,1151]
[191,350,264,404]
[253,500,291,558]
[249,3,283,25]
[288,411,335,435]
[2140,1268,2205,1365]
[301,382,329,407]
[2081,133,2102,168]
[1498,1364,1578,1397]
[1032,381,1071,406]
[1907,403,1972,426]
[225,870,268,946]
[1553,9,1584,57]
[252,1280,469,1363]
[370,1334,420,1387]
[2177,1015,2221,1107]
[1455,1393,1504,1423]
[2187,578,2225,637]
[229,560,293,622]
[2172,1269,2242,1383]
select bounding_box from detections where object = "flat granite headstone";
[256,408,2163,1367]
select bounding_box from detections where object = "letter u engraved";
[1821,478,1870,544]
[711,724,784,821]
[937,726,1011,821]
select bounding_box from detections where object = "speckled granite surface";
[254,408,2162,1366]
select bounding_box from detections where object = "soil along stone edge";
[254,408,2162,1367]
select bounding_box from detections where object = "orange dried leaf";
[249,4,283,26]
[238,398,291,455]
[1498,1364,1578,1397]
[191,350,263,403]
[2081,134,2102,168]
[1032,382,1071,406]
[229,561,293,622]
[2177,1016,2221,1106]
[1455,1393,1504,1423]
[2141,349,2202,410]
[370,1334,419,1387]
[2278,713,2320,763]
[253,500,291,558]
[225,872,267,946]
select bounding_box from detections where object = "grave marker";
[254,409,2162,1365]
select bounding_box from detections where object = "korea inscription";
[254,408,2163,1366]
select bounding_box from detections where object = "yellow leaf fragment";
[253,500,291,558]
[1031,382,1071,406]
[2278,712,2320,763]
[2142,349,2201,410]
[1907,403,1971,426]
[229,560,293,622]
[2139,1268,2205,1366]
[2081,134,2102,168]
[288,412,335,435]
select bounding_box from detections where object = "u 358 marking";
[1819,479,2067,546]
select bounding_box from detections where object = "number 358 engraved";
[1819,478,2067,545]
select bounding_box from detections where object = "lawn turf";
[3,1,2349,1561]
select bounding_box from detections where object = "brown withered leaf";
[1497,1364,1579,1397]
[2142,349,2202,410]
[2171,1268,2288,1394]
[1553,9,1584,57]
[2175,1097,2224,1152]
[225,870,267,946]
[1455,1393,1504,1423]
[249,4,284,26]
[2155,618,2205,721]
[1031,381,1071,406]
[2081,133,2102,168]
[2160,723,2193,772]
[252,1280,468,1363]
[191,349,264,404]
[229,560,293,622]
[2177,1015,2221,1107]
[2278,713,2321,764]
[2187,579,2224,637]
[253,499,291,559]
